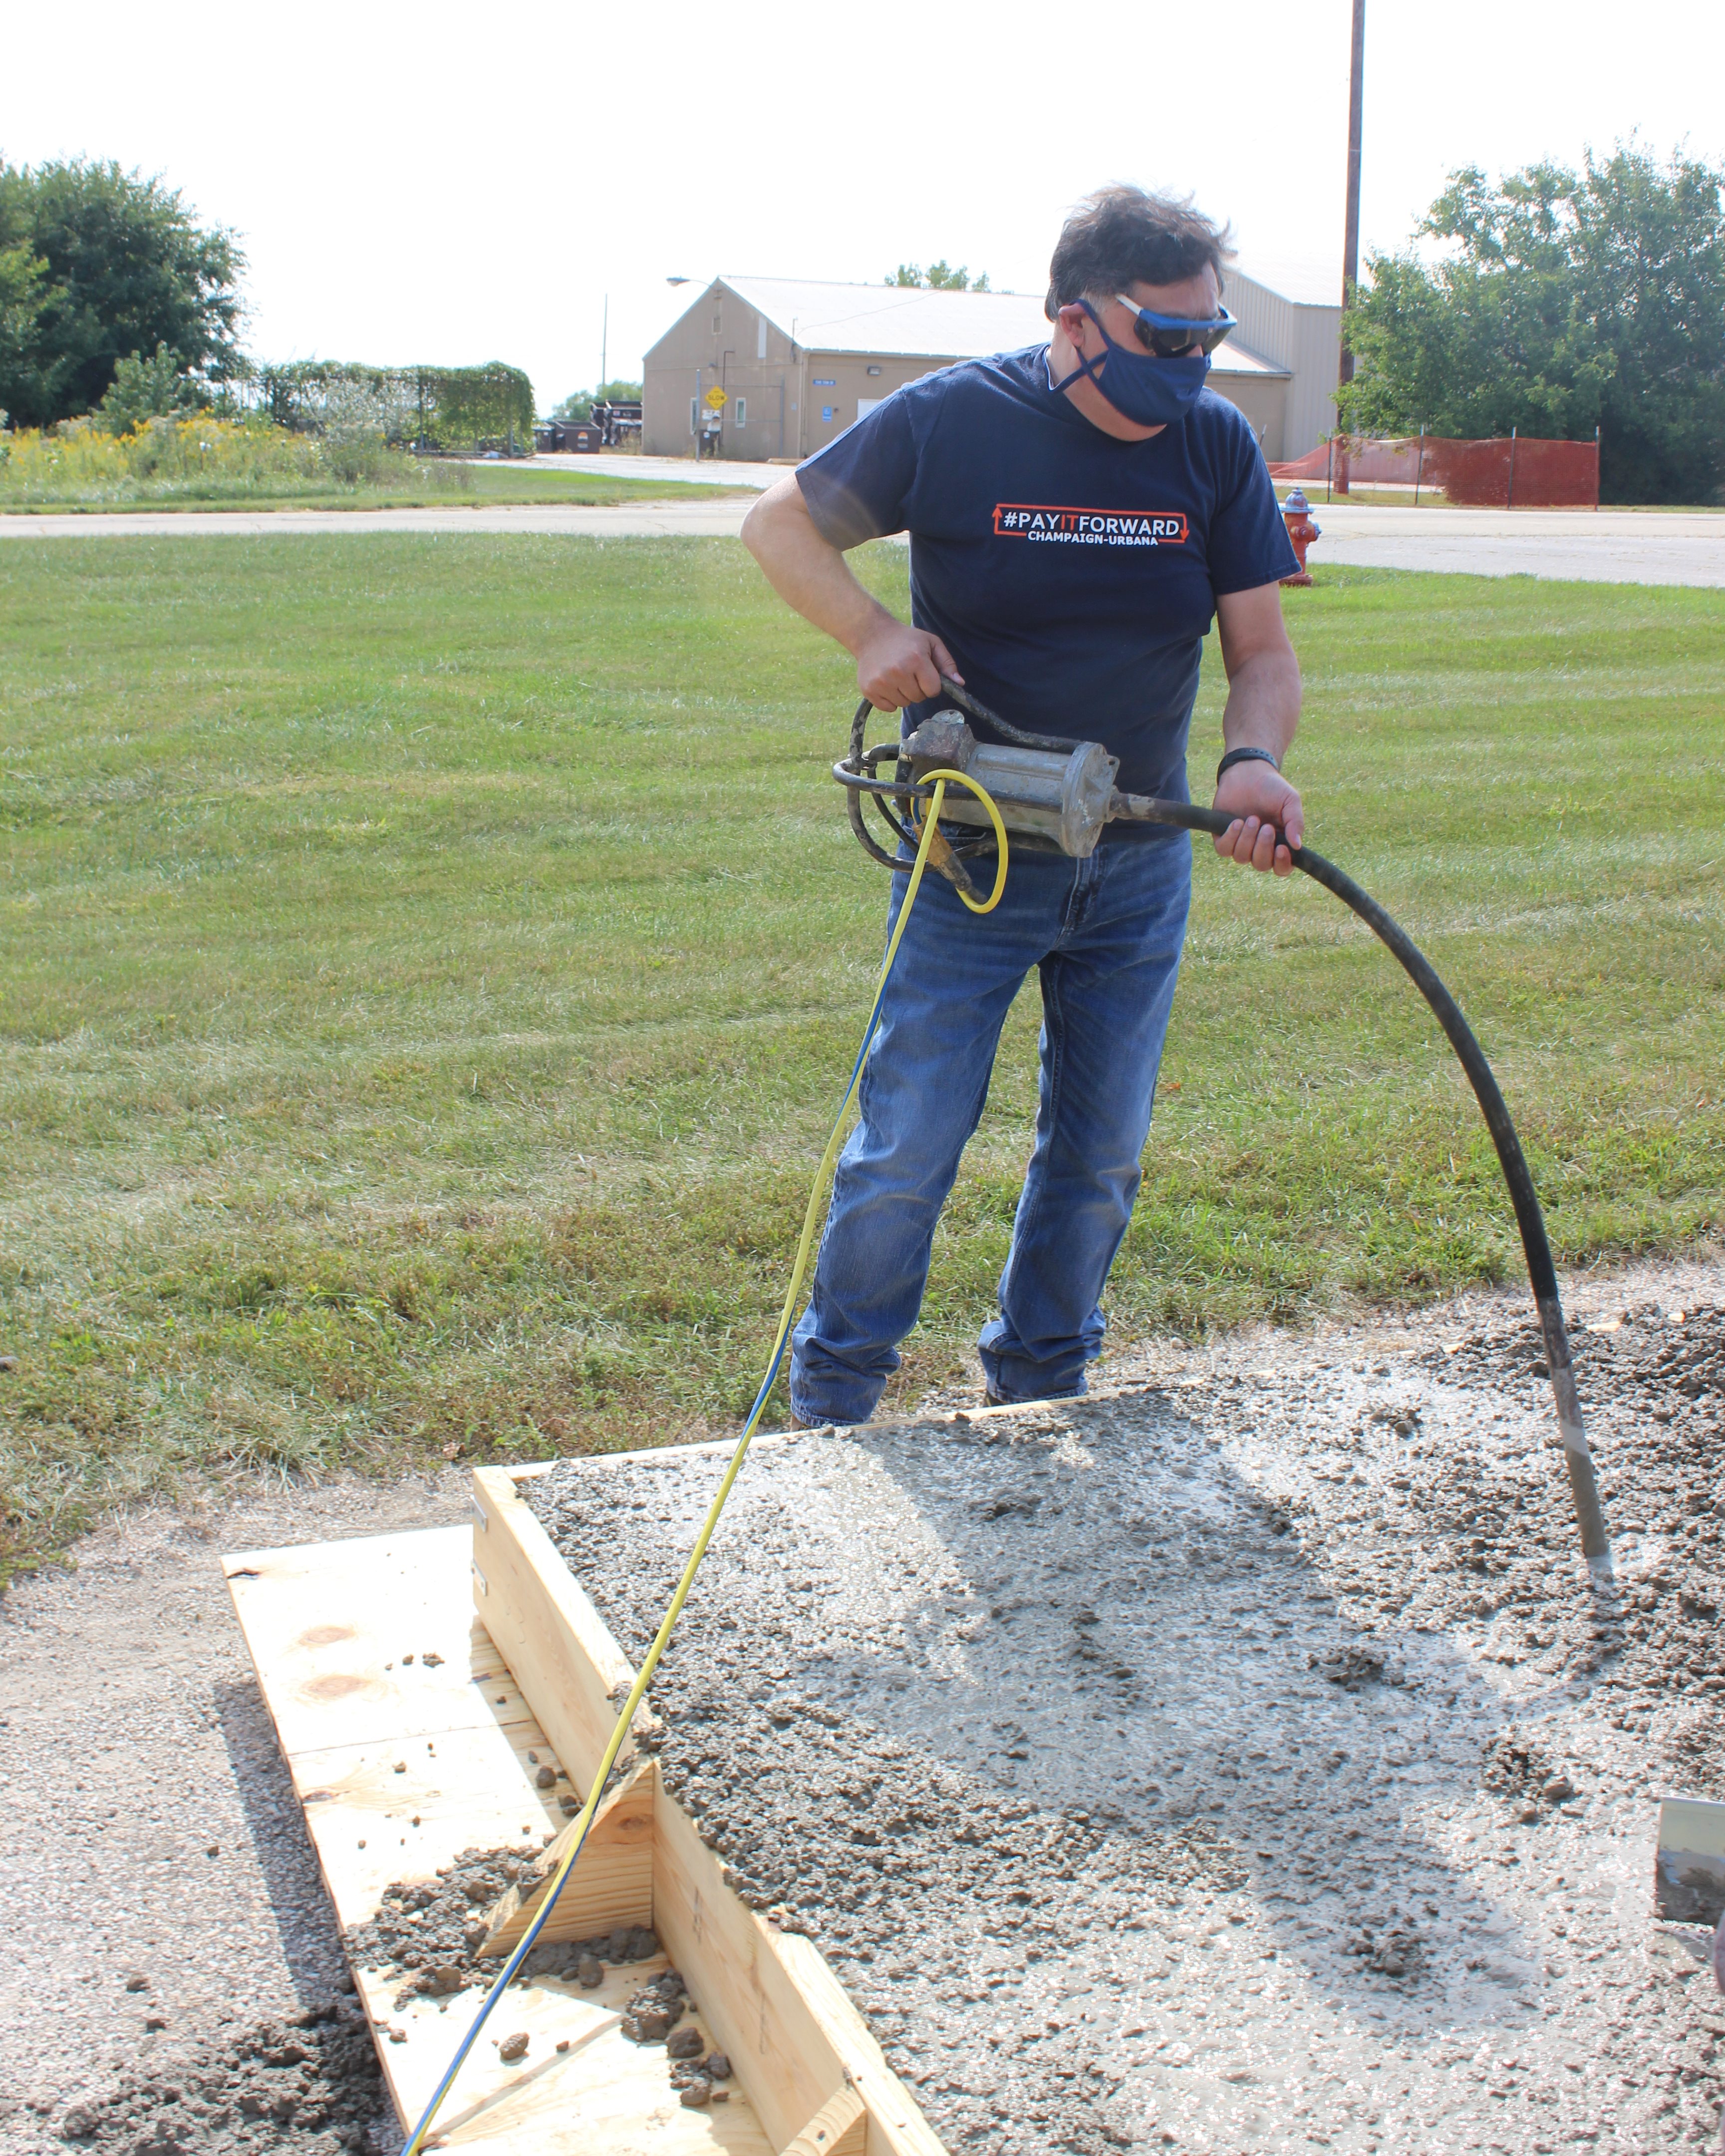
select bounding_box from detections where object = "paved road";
[1311,504,1725,587]
[5,498,1724,585]
[0,497,756,539]
[532,450,782,488]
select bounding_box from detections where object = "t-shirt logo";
[993,504,1189,546]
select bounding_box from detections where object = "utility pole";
[1338,0,1365,399]
[600,294,608,398]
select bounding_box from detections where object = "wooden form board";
[225,1526,775,2156]
[472,1465,949,2156]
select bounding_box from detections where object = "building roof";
[1232,255,1345,310]
[715,275,1288,377]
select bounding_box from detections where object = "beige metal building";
[1224,259,1348,464]
[641,270,1341,464]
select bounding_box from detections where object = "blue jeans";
[789,831,1192,1423]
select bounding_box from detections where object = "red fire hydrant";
[1280,486,1321,586]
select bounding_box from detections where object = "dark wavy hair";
[1045,185,1233,320]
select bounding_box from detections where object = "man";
[742,185,1305,1425]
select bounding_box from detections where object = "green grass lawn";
[2,538,1722,1577]
[0,461,749,515]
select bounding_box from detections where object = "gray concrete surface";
[529,1259,1725,2156]
[4,497,1723,586]
[0,498,755,540]
[1311,505,1725,588]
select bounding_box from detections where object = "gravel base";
[0,1475,467,2156]
[525,1269,1725,2156]
[50,2005,386,2156]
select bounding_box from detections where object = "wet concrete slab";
[526,1279,1725,2155]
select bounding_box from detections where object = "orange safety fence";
[1267,433,1600,509]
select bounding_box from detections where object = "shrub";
[0,412,471,504]
[98,342,208,433]
[258,361,536,454]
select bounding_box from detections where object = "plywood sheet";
[360,1956,770,2156]
[225,1525,773,2156]
[226,1527,532,1756]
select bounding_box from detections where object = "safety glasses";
[1115,296,1238,358]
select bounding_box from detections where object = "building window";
[866,365,882,376]
[712,312,722,334]
[735,398,747,428]
[757,317,767,360]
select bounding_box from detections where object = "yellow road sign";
[703,386,728,409]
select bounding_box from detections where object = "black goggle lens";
[1118,299,1237,359]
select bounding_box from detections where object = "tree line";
[552,380,644,424]
[886,262,990,290]
[6,148,1724,501]
[1341,142,1725,504]
[0,160,532,453]
[0,159,243,428]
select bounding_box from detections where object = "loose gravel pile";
[340,1843,661,2014]
[526,1291,1725,2156]
[52,2003,387,2156]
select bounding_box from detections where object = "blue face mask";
[1051,300,1211,428]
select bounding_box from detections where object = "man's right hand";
[854,618,963,711]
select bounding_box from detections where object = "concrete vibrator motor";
[835,673,1614,1577]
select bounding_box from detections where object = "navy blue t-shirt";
[797,345,1298,829]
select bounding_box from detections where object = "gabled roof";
[710,275,1288,377]
[719,275,1048,358]
[1231,256,1345,310]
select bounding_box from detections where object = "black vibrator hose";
[1114,786,1612,1577]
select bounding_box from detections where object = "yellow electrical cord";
[910,770,1010,914]
[399,769,1006,2156]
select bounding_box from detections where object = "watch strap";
[1216,745,1281,784]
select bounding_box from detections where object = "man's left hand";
[1212,761,1304,876]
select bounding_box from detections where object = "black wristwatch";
[1216,745,1281,784]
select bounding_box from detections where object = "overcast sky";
[7,0,1721,413]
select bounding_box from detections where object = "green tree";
[552,378,642,423]
[884,262,991,291]
[1342,143,1725,503]
[0,159,244,428]
[0,240,47,422]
